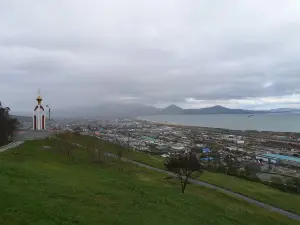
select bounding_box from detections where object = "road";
[105,152,300,222]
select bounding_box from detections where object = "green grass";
[58,133,165,169]
[58,133,300,215]
[194,171,300,215]
[0,138,298,224]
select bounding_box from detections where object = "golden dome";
[36,96,43,102]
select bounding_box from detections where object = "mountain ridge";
[160,104,184,114]
[183,105,268,115]
[13,103,300,118]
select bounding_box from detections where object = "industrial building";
[202,147,211,153]
[256,153,300,167]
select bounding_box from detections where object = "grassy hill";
[57,133,300,215]
[0,137,298,224]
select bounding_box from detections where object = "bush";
[0,102,19,146]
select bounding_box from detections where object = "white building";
[33,92,46,130]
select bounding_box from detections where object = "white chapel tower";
[33,90,46,130]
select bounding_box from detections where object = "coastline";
[136,117,300,141]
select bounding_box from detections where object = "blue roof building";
[202,148,211,153]
[264,154,300,162]
[258,153,300,167]
[200,157,214,161]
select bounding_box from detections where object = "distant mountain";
[21,103,299,119]
[286,109,300,113]
[54,104,271,118]
[184,105,267,115]
[269,108,300,113]
[160,104,184,114]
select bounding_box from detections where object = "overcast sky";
[1,0,300,113]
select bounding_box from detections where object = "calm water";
[139,114,300,133]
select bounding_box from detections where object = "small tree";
[89,139,103,163]
[117,147,124,172]
[223,153,236,175]
[270,176,286,191]
[292,177,300,193]
[57,141,76,160]
[271,176,283,184]
[74,127,81,135]
[211,152,221,170]
[95,141,101,162]
[65,142,74,157]
[164,152,202,193]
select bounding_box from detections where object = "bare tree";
[89,139,103,163]
[65,142,75,157]
[164,152,202,193]
[56,140,76,160]
[57,140,65,153]
[74,127,81,135]
[223,153,236,175]
[292,177,300,193]
[117,147,124,172]
[210,151,221,170]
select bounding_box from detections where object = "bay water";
[139,113,300,133]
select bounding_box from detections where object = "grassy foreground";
[58,133,300,215]
[0,138,298,225]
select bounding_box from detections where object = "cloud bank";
[1,0,300,113]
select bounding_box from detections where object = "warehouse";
[256,153,300,167]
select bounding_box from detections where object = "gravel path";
[0,141,24,152]
[0,130,54,153]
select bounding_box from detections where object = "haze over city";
[1,0,300,114]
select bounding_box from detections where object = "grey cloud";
[1,0,300,112]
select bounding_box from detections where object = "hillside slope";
[0,139,298,225]
[58,133,300,216]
